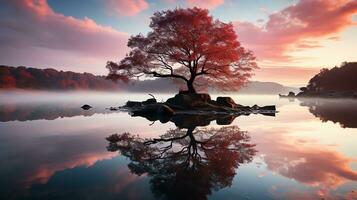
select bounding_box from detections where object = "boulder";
[132,103,174,116]
[251,104,259,110]
[251,104,275,111]
[259,105,276,111]
[216,116,236,125]
[170,114,212,128]
[142,98,157,105]
[215,97,237,108]
[81,104,92,110]
[131,103,174,123]
[109,107,118,111]
[166,93,211,109]
[288,92,295,97]
[125,101,142,107]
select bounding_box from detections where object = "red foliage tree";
[106,7,257,93]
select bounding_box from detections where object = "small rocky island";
[114,92,276,124]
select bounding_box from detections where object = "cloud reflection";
[254,128,357,199]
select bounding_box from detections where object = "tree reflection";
[299,98,357,128]
[106,125,256,200]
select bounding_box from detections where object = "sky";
[0,0,357,86]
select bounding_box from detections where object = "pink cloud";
[108,0,149,16]
[234,0,357,62]
[186,0,224,9]
[0,0,129,74]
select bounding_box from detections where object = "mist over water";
[0,91,356,199]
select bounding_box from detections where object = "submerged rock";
[81,104,92,110]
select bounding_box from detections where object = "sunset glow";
[1,0,356,85]
[1,2,357,199]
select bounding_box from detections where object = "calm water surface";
[0,91,356,200]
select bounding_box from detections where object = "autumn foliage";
[0,66,119,90]
[107,7,257,93]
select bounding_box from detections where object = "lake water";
[0,91,356,200]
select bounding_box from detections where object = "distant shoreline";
[1,65,297,94]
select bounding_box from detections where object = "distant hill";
[0,65,120,90]
[238,81,297,94]
[0,65,296,94]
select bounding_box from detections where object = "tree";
[106,126,256,199]
[106,7,257,93]
[306,62,357,93]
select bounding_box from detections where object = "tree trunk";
[186,81,196,93]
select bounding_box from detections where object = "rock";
[216,116,236,125]
[166,93,211,109]
[132,103,174,116]
[125,101,142,107]
[170,114,212,128]
[251,105,276,111]
[131,103,174,123]
[261,112,276,117]
[251,104,259,110]
[142,98,157,105]
[288,92,295,97]
[259,105,276,111]
[81,104,92,110]
[155,104,174,116]
[109,107,118,111]
[215,97,237,108]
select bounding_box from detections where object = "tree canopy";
[306,62,357,92]
[106,7,257,93]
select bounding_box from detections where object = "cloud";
[186,0,224,9]
[108,0,149,16]
[234,0,357,63]
[0,0,129,74]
